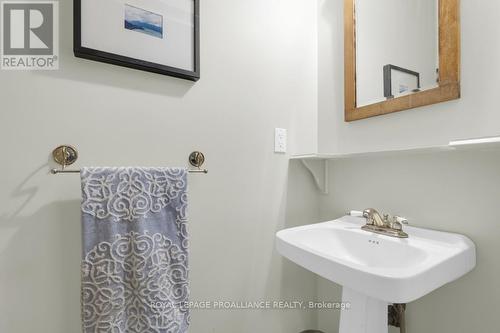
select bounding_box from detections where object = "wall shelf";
[291,146,449,161]
[292,136,500,193]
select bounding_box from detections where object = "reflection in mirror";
[355,0,439,107]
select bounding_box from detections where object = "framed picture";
[74,0,200,81]
[383,64,420,99]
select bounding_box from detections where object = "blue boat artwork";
[124,4,163,39]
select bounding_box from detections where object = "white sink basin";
[276,215,476,333]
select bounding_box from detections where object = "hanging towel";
[80,167,189,333]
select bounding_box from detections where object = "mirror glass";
[355,0,439,107]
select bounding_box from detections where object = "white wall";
[0,0,320,332]
[316,1,500,332]
[356,0,438,106]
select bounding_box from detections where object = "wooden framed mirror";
[344,0,460,121]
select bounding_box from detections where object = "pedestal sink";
[276,215,476,333]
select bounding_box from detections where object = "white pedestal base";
[339,287,388,333]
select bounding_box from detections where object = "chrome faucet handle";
[389,215,409,231]
[346,210,364,217]
[390,221,403,231]
[394,215,409,225]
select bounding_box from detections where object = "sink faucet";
[353,208,409,238]
[363,208,387,227]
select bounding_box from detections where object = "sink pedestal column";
[339,287,388,333]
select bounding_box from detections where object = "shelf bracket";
[300,159,329,195]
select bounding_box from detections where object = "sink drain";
[300,331,325,333]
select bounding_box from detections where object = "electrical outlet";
[274,128,287,153]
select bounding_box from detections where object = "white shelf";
[291,146,447,161]
[292,136,500,161]
[449,136,500,149]
[292,136,500,193]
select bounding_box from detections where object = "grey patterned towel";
[80,167,189,333]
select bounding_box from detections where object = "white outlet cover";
[275,128,287,153]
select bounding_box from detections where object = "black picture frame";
[74,0,200,81]
[383,64,420,99]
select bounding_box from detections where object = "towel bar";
[50,145,208,174]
